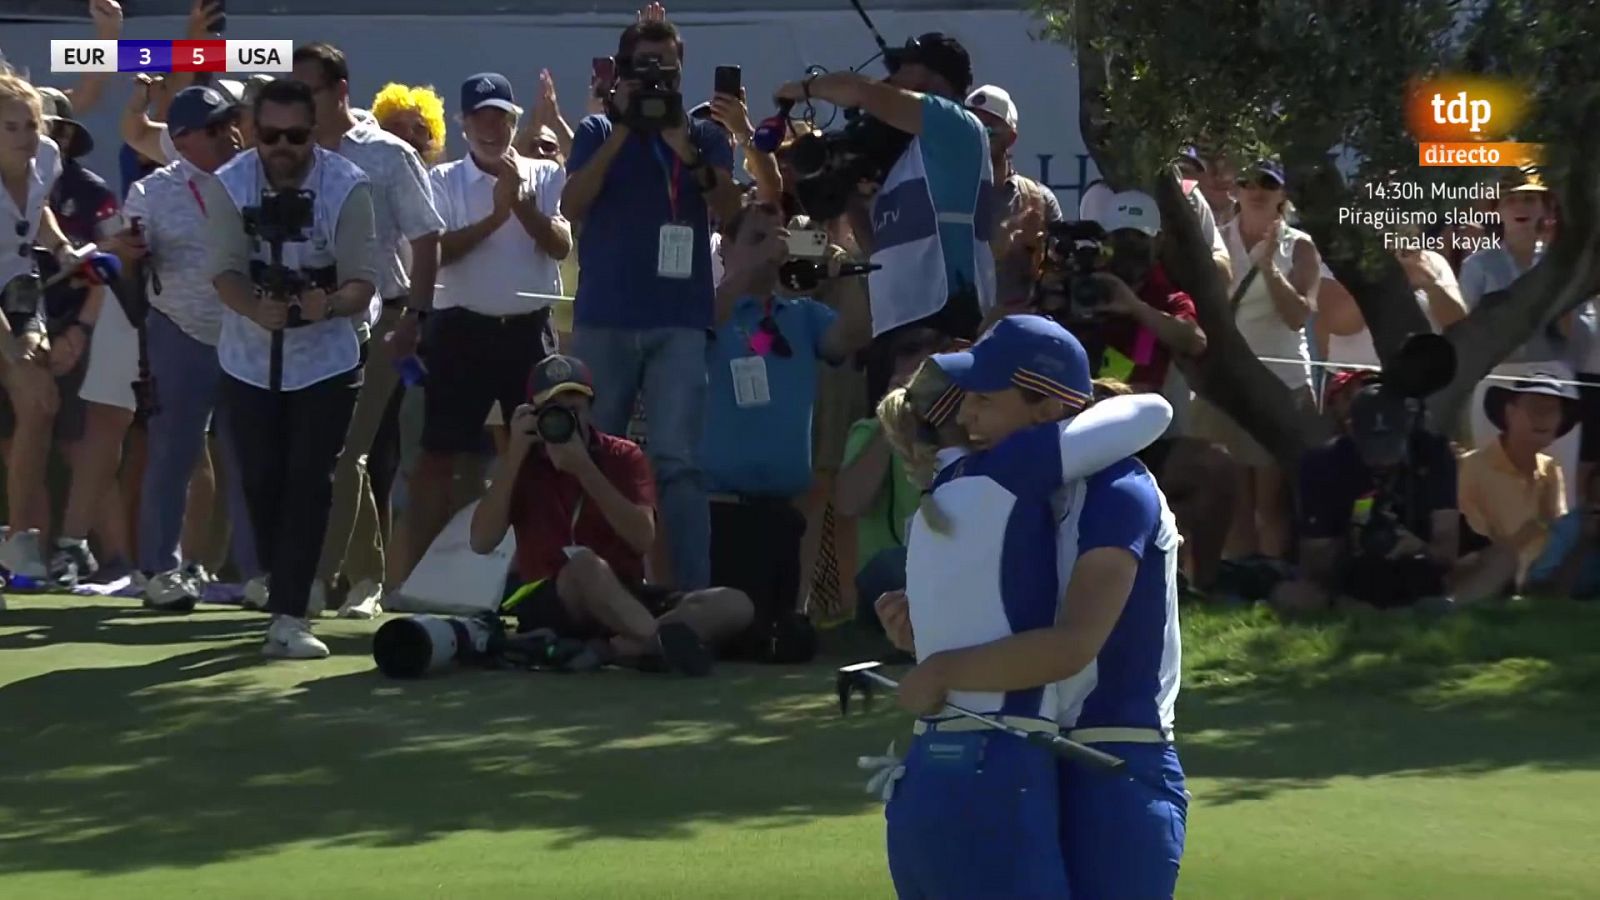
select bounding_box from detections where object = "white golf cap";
[965,84,1018,130]
[1095,190,1162,237]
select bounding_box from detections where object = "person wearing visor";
[470,353,754,676]
[773,33,995,404]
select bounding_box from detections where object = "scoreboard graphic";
[51,40,292,73]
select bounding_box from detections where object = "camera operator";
[1272,375,1515,614]
[292,43,446,620]
[201,79,379,659]
[469,354,754,676]
[560,9,741,592]
[773,33,992,406]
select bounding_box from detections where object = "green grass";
[0,596,1597,899]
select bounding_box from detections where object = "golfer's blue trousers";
[885,729,1070,899]
[1059,742,1188,899]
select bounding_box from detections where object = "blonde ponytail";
[877,384,954,535]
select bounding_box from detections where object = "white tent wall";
[1,9,1098,210]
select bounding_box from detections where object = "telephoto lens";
[535,405,578,443]
[372,613,502,678]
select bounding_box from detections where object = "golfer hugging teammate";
[866,315,1191,899]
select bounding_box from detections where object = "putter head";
[836,661,883,715]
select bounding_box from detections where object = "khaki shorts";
[1189,383,1316,468]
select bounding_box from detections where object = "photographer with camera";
[560,8,741,592]
[470,354,754,676]
[1272,368,1516,615]
[201,79,379,659]
[773,34,991,367]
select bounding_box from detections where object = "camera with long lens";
[1034,220,1112,326]
[533,405,579,444]
[241,189,320,328]
[618,54,684,132]
[778,111,914,221]
[372,612,502,679]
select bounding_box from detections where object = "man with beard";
[292,43,444,621]
[200,79,379,658]
[107,85,263,610]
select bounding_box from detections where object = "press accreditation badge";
[730,356,772,408]
[657,224,694,279]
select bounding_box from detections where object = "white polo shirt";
[1,136,62,292]
[123,156,227,345]
[334,122,443,303]
[429,152,566,316]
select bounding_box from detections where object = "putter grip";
[1026,731,1127,771]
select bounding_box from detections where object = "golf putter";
[836,661,1137,778]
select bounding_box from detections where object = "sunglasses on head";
[750,315,793,358]
[258,126,312,146]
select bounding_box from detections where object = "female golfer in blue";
[874,315,1173,899]
[896,319,1189,899]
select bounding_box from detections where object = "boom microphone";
[779,258,881,292]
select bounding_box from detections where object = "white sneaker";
[242,576,270,611]
[337,578,384,620]
[308,581,328,618]
[0,529,49,581]
[143,569,200,613]
[262,615,330,659]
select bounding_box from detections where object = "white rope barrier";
[1256,355,1591,389]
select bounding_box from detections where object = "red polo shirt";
[508,430,657,584]
[1095,264,1197,392]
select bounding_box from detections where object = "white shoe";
[308,581,328,618]
[262,615,330,659]
[337,578,384,620]
[242,576,270,611]
[0,529,49,581]
[143,569,200,613]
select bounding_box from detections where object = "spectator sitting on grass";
[1272,372,1517,615]
[1460,372,1581,592]
[1523,466,1600,599]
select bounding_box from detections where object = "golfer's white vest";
[216,147,369,391]
[867,134,996,337]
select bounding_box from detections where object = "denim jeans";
[570,326,710,590]
[137,310,259,577]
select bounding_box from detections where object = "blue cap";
[1250,158,1286,188]
[460,72,522,116]
[930,315,1091,412]
[168,85,237,136]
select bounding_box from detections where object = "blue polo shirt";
[905,422,1066,719]
[567,115,734,331]
[701,295,837,497]
[1053,458,1182,733]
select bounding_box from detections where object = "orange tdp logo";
[1405,76,1540,167]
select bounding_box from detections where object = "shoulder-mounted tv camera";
[777,111,913,222]
[617,54,684,132]
[241,188,326,329]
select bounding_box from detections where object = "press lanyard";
[186,178,208,216]
[652,140,682,223]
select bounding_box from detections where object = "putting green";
[0,597,1594,899]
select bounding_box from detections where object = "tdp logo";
[1431,91,1492,134]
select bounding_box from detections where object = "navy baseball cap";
[168,85,237,137]
[1245,158,1286,188]
[461,72,522,116]
[930,315,1091,412]
[528,354,595,406]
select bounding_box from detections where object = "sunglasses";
[258,126,312,146]
[749,315,793,358]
